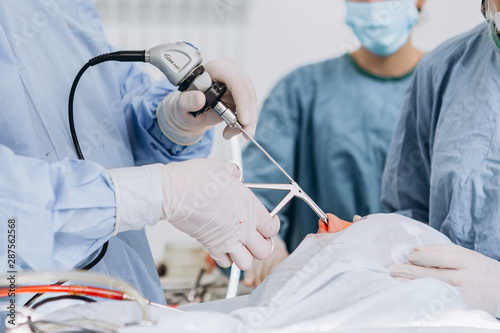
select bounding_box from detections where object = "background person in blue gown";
[242,0,426,287]
[384,0,500,318]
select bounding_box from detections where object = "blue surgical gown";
[382,22,500,261]
[0,0,213,309]
[242,54,414,251]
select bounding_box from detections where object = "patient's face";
[317,213,352,234]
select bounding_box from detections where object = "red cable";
[0,285,126,300]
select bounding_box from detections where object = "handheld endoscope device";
[69,41,239,160]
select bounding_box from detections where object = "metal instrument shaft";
[236,124,295,184]
[235,124,328,224]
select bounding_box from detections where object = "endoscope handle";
[190,82,227,118]
[147,41,203,86]
[147,41,236,125]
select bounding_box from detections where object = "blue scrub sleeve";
[242,76,300,241]
[381,62,434,223]
[119,62,213,166]
[0,144,116,272]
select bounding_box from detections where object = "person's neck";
[350,39,424,78]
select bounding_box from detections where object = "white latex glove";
[107,159,279,270]
[387,244,500,318]
[243,235,289,288]
[353,214,367,223]
[157,58,257,145]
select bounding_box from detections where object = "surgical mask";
[345,0,419,57]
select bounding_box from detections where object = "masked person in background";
[0,1,279,324]
[381,0,500,318]
[242,0,426,287]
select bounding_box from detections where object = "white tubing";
[230,134,243,169]
[226,263,241,299]
[226,135,243,299]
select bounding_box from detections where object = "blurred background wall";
[94,0,485,261]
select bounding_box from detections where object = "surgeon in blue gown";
[384,0,500,318]
[242,0,426,287]
[0,0,279,323]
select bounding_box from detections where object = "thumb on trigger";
[177,91,206,111]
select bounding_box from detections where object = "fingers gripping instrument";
[147,42,238,127]
[68,42,328,226]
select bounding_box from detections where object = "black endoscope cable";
[25,51,146,309]
[31,295,96,310]
[68,50,146,267]
[69,51,146,158]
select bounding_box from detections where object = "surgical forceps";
[238,126,329,226]
[245,181,329,225]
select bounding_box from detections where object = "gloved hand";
[243,235,289,288]
[107,159,279,270]
[387,244,500,318]
[157,58,257,145]
[352,214,367,223]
